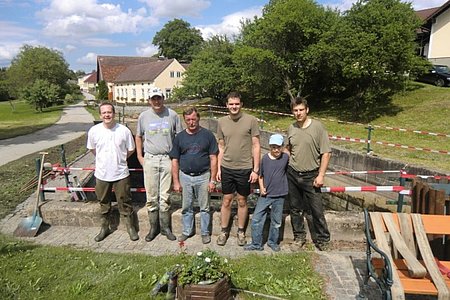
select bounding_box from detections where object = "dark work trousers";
[95,176,133,216]
[287,166,330,244]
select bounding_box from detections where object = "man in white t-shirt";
[87,102,138,242]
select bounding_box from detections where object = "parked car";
[417,64,450,87]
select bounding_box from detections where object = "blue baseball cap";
[269,134,284,146]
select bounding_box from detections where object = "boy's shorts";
[220,166,252,197]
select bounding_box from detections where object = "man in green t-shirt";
[216,91,261,246]
[287,96,332,251]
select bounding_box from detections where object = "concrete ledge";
[35,200,365,242]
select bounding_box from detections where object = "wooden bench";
[363,210,450,299]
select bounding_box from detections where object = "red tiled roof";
[416,0,450,21]
[97,55,160,82]
[113,59,177,83]
[84,71,97,83]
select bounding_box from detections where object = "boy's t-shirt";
[260,152,289,197]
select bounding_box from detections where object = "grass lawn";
[0,100,64,140]
[233,82,450,173]
[0,234,325,299]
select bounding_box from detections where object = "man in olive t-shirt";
[216,91,261,246]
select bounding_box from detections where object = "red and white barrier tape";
[50,166,144,172]
[196,105,450,138]
[329,135,450,155]
[42,185,411,195]
[326,170,400,175]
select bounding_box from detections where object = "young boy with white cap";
[244,133,289,252]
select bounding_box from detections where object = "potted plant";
[176,249,232,299]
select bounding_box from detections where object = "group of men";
[87,89,332,251]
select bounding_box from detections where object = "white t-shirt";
[87,123,135,181]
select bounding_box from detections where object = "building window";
[170,71,175,78]
[165,88,171,99]
[132,89,136,96]
[176,71,181,78]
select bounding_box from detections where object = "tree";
[153,19,204,62]
[235,0,337,106]
[6,45,71,98]
[316,0,428,120]
[175,36,238,102]
[97,80,108,100]
[0,67,10,102]
[21,79,60,112]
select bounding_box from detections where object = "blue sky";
[0,0,446,73]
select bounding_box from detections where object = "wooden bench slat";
[369,212,406,299]
[411,214,450,300]
[382,213,427,278]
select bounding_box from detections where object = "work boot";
[145,210,159,242]
[95,213,111,242]
[123,214,139,241]
[160,211,176,241]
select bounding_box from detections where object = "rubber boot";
[123,214,139,241]
[160,211,176,241]
[94,213,111,242]
[145,210,159,242]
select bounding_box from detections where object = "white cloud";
[136,42,159,57]
[0,21,37,40]
[37,0,158,38]
[77,52,97,65]
[0,40,41,65]
[141,0,210,18]
[196,6,262,39]
[81,38,125,48]
[65,44,76,52]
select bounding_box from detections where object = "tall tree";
[175,36,238,102]
[153,19,204,62]
[235,0,337,106]
[21,79,60,112]
[317,0,428,120]
[6,45,71,98]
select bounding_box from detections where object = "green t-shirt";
[217,112,260,169]
[287,119,331,172]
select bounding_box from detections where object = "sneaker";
[178,234,189,242]
[268,244,281,252]
[316,242,330,251]
[243,244,264,251]
[201,235,211,244]
[237,231,246,246]
[216,232,229,246]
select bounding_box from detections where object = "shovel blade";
[13,214,43,237]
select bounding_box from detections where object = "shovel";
[14,152,48,237]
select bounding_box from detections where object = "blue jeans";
[248,196,285,249]
[179,171,210,236]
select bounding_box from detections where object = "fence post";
[365,125,374,154]
[397,173,406,212]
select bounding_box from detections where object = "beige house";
[416,0,450,66]
[77,71,97,92]
[96,55,186,102]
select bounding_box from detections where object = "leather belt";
[288,166,318,176]
[182,170,208,177]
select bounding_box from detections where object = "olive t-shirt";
[287,119,331,172]
[217,112,260,169]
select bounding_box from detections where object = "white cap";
[149,88,163,99]
[269,134,284,146]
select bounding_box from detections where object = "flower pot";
[176,277,231,300]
